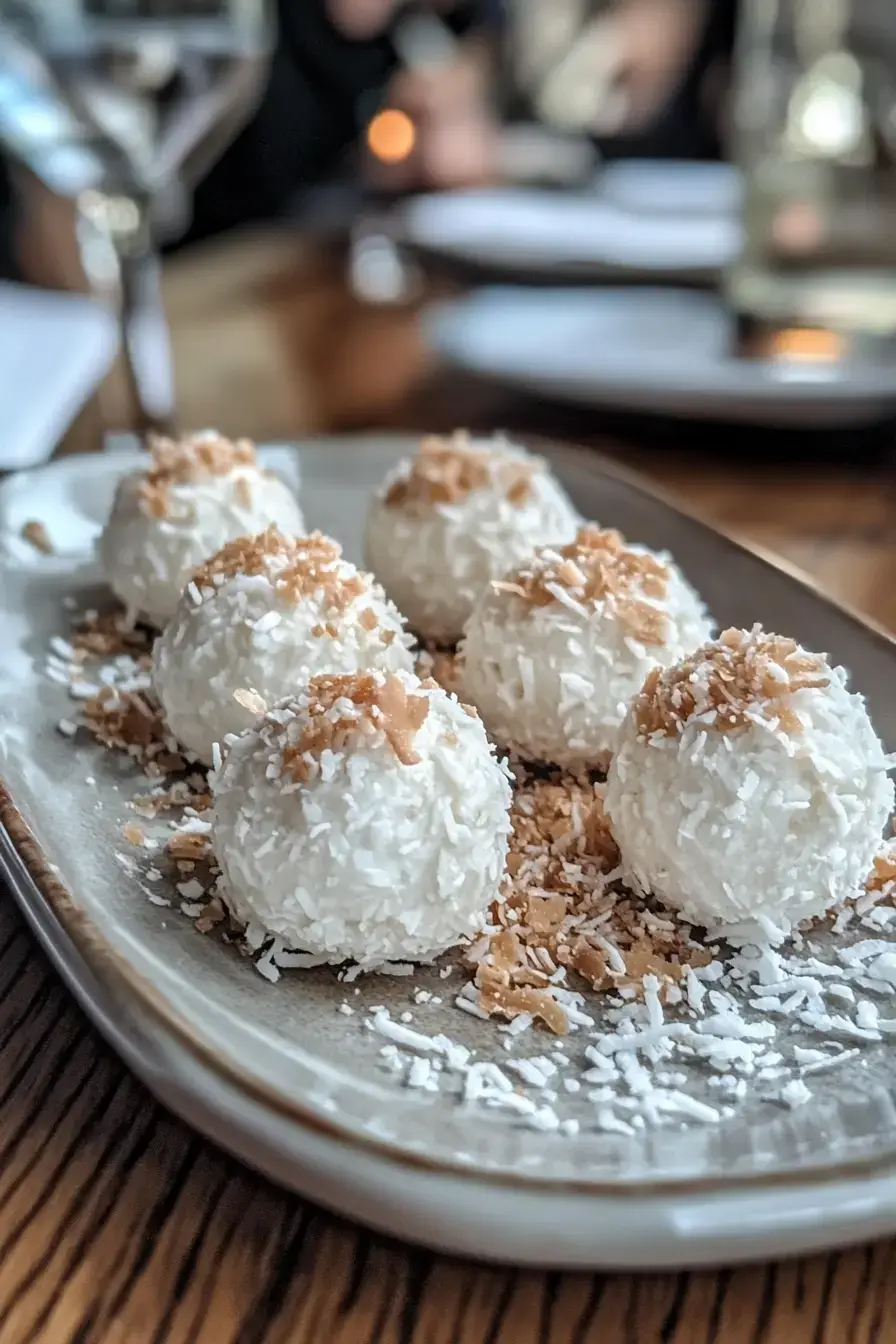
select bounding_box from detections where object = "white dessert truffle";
[153,529,414,765]
[458,526,713,769]
[212,670,512,965]
[605,626,894,929]
[99,430,305,627]
[365,431,579,644]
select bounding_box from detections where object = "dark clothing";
[0,0,738,274]
[184,0,490,244]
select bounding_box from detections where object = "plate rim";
[424,289,896,408]
[4,434,896,1199]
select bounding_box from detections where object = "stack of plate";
[394,161,896,428]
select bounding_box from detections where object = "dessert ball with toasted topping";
[153,529,414,765]
[458,526,713,769]
[605,626,894,929]
[99,430,305,628]
[364,431,579,644]
[212,670,513,965]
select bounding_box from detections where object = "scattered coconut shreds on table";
[44,604,896,1137]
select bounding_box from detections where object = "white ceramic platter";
[424,288,896,428]
[4,436,896,1269]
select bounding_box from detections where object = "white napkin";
[0,282,117,471]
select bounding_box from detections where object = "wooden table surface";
[7,230,896,1343]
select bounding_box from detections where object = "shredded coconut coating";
[458,530,713,769]
[634,625,830,738]
[99,430,305,628]
[153,533,414,766]
[211,669,513,964]
[606,629,894,928]
[365,433,579,644]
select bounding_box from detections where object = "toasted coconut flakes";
[73,611,151,659]
[193,526,296,587]
[868,849,896,894]
[168,832,210,862]
[137,430,256,518]
[416,648,461,695]
[132,789,211,816]
[83,688,168,756]
[470,768,708,1033]
[233,688,268,717]
[282,673,430,781]
[21,519,54,554]
[634,625,830,739]
[123,822,145,846]
[191,528,367,615]
[195,897,226,933]
[505,527,670,646]
[385,431,538,512]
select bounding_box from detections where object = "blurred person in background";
[508,0,737,159]
[6,0,739,287]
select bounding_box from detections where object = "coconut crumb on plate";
[20,519,54,554]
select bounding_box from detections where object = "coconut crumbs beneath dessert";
[474,770,709,1034]
[138,430,256,518]
[385,432,538,512]
[634,624,830,739]
[496,526,670,647]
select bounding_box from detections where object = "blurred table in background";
[8,225,896,1344]
[74,224,896,635]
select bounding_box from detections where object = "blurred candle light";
[367,108,416,164]
[770,327,844,361]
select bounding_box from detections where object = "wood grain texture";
[11,233,896,1342]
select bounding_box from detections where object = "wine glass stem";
[77,189,177,438]
[116,242,176,437]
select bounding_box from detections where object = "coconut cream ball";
[153,528,415,765]
[364,431,579,644]
[212,669,513,965]
[458,526,713,769]
[99,430,305,627]
[605,626,894,929]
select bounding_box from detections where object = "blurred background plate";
[425,287,896,428]
[392,186,741,285]
[595,159,742,217]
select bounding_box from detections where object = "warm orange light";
[770,327,844,362]
[366,108,416,164]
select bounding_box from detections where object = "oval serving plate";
[3,434,896,1268]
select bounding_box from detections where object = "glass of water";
[0,0,273,432]
[726,0,896,356]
